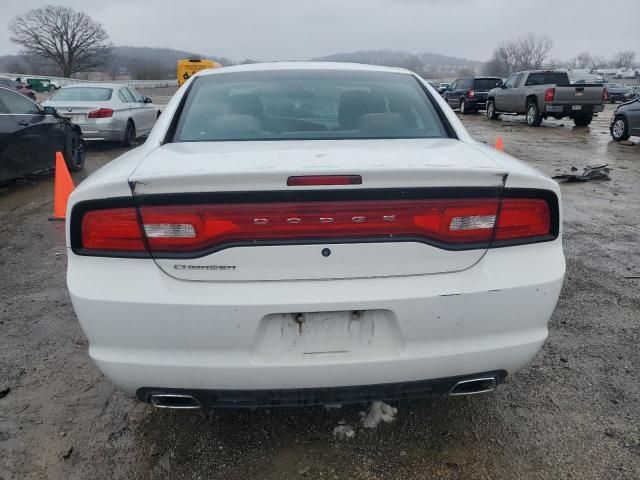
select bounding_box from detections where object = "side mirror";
[143,96,153,104]
[43,106,57,116]
[500,83,507,89]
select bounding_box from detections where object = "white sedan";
[66,63,565,409]
[42,83,160,146]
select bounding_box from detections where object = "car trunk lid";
[46,102,107,125]
[553,85,605,105]
[129,139,508,281]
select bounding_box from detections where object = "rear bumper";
[137,370,507,407]
[466,97,488,109]
[68,240,565,395]
[545,104,604,114]
[75,123,124,141]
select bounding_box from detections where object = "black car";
[0,86,85,183]
[443,76,503,114]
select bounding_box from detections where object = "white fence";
[0,73,178,89]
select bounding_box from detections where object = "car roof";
[521,70,568,74]
[194,62,414,78]
[59,83,124,89]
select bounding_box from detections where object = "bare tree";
[588,56,608,71]
[574,52,593,69]
[9,6,112,78]
[612,50,636,69]
[484,34,553,77]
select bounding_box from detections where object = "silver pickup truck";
[486,70,606,127]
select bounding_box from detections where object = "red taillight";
[287,175,362,186]
[81,208,145,251]
[495,199,550,241]
[467,89,475,99]
[77,198,553,254]
[88,108,113,119]
[544,88,555,102]
[602,88,608,102]
[137,199,501,252]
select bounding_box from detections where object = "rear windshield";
[50,87,113,101]
[474,78,502,90]
[172,70,449,142]
[525,72,569,86]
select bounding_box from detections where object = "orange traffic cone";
[49,151,75,221]
[495,136,504,151]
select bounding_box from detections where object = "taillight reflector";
[77,197,553,254]
[287,175,362,186]
[467,89,475,99]
[602,88,608,102]
[88,108,114,119]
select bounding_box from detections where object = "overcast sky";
[1,0,639,62]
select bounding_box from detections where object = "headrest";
[338,90,385,129]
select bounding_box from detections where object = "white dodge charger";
[67,63,565,409]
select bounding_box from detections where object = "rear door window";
[474,78,502,90]
[0,89,40,114]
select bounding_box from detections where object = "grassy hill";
[1,47,481,79]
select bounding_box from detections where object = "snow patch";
[360,401,398,429]
[332,424,355,439]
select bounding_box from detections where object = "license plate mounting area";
[252,310,403,363]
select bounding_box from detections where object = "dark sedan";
[0,86,85,183]
[610,98,640,142]
[604,83,634,103]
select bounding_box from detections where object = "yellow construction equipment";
[177,58,221,86]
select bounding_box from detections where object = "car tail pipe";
[149,393,202,409]
[448,376,498,396]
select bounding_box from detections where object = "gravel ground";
[0,103,638,479]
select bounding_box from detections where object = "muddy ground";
[1,101,639,480]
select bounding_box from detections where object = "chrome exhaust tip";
[449,377,497,396]
[150,393,202,409]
